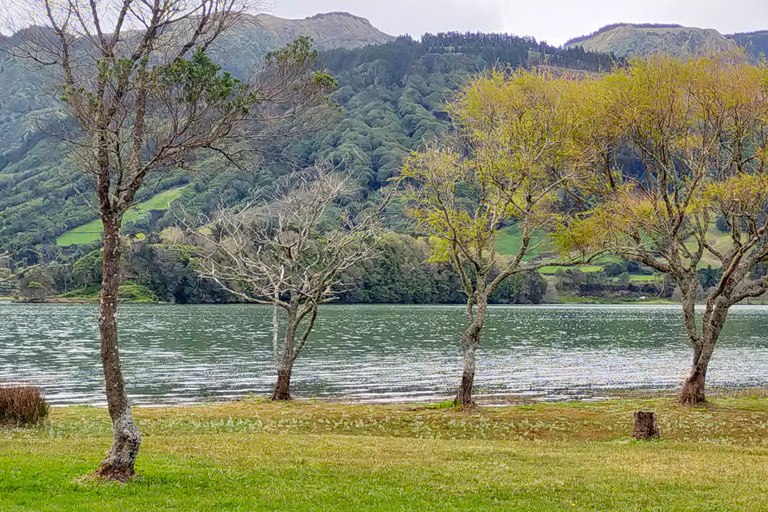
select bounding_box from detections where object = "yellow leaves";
[400,69,590,265]
[554,188,662,255]
[426,237,451,264]
[704,173,768,217]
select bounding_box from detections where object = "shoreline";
[0,297,701,306]
[34,386,768,409]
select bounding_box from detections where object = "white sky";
[268,0,768,46]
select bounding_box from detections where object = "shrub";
[0,385,50,425]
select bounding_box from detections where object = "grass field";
[2,396,768,511]
[56,187,187,247]
[538,264,604,275]
[494,225,554,260]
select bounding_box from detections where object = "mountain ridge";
[564,23,740,58]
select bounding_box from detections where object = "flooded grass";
[2,396,768,510]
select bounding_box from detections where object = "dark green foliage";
[715,216,731,233]
[14,266,56,300]
[698,265,723,289]
[338,234,546,304]
[127,242,231,303]
[159,47,242,104]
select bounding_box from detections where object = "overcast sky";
[268,0,768,46]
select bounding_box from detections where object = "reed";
[0,385,49,425]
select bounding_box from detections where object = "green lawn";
[539,264,604,275]
[628,274,659,282]
[2,396,768,511]
[56,187,187,247]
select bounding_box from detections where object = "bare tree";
[4,0,333,480]
[194,167,387,400]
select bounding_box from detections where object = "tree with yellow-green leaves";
[558,54,768,404]
[399,70,592,407]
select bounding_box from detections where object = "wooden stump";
[632,411,660,440]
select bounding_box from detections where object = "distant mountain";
[247,12,394,50]
[728,31,768,60]
[210,12,394,74]
[564,23,739,58]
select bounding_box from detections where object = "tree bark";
[90,214,141,481]
[679,366,707,405]
[272,304,298,401]
[272,366,293,401]
[678,296,729,405]
[456,357,475,407]
[632,411,660,439]
[455,297,487,408]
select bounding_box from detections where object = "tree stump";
[632,411,660,440]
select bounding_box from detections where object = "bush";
[0,385,49,425]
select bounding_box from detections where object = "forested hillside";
[0,19,638,304]
[0,27,616,255]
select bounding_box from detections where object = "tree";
[399,69,589,407]
[15,265,56,301]
[0,268,12,296]
[194,168,387,400]
[558,55,768,404]
[7,0,334,480]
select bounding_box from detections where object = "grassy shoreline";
[2,396,768,511]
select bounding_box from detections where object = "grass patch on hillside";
[628,274,659,282]
[56,187,187,247]
[539,264,603,275]
[1,397,768,511]
[494,224,554,259]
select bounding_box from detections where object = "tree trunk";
[455,297,487,408]
[272,306,297,401]
[272,366,293,401]
[679,297,729,405]
[679,366,707,405]
[456,355,476,407]
[632,411,660,439]
[90,214,141,481]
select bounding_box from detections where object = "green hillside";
[56,187,187,246]
[0,27,616,253]
[494,225,554,260]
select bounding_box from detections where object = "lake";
[1,303,767,406]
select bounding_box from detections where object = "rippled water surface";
[1,303,768,405]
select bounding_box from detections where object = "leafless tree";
[193,167,388,400]
[3,0,334,480]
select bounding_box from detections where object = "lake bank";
[2,396,768,511]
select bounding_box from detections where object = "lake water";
[1,303,767,406]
